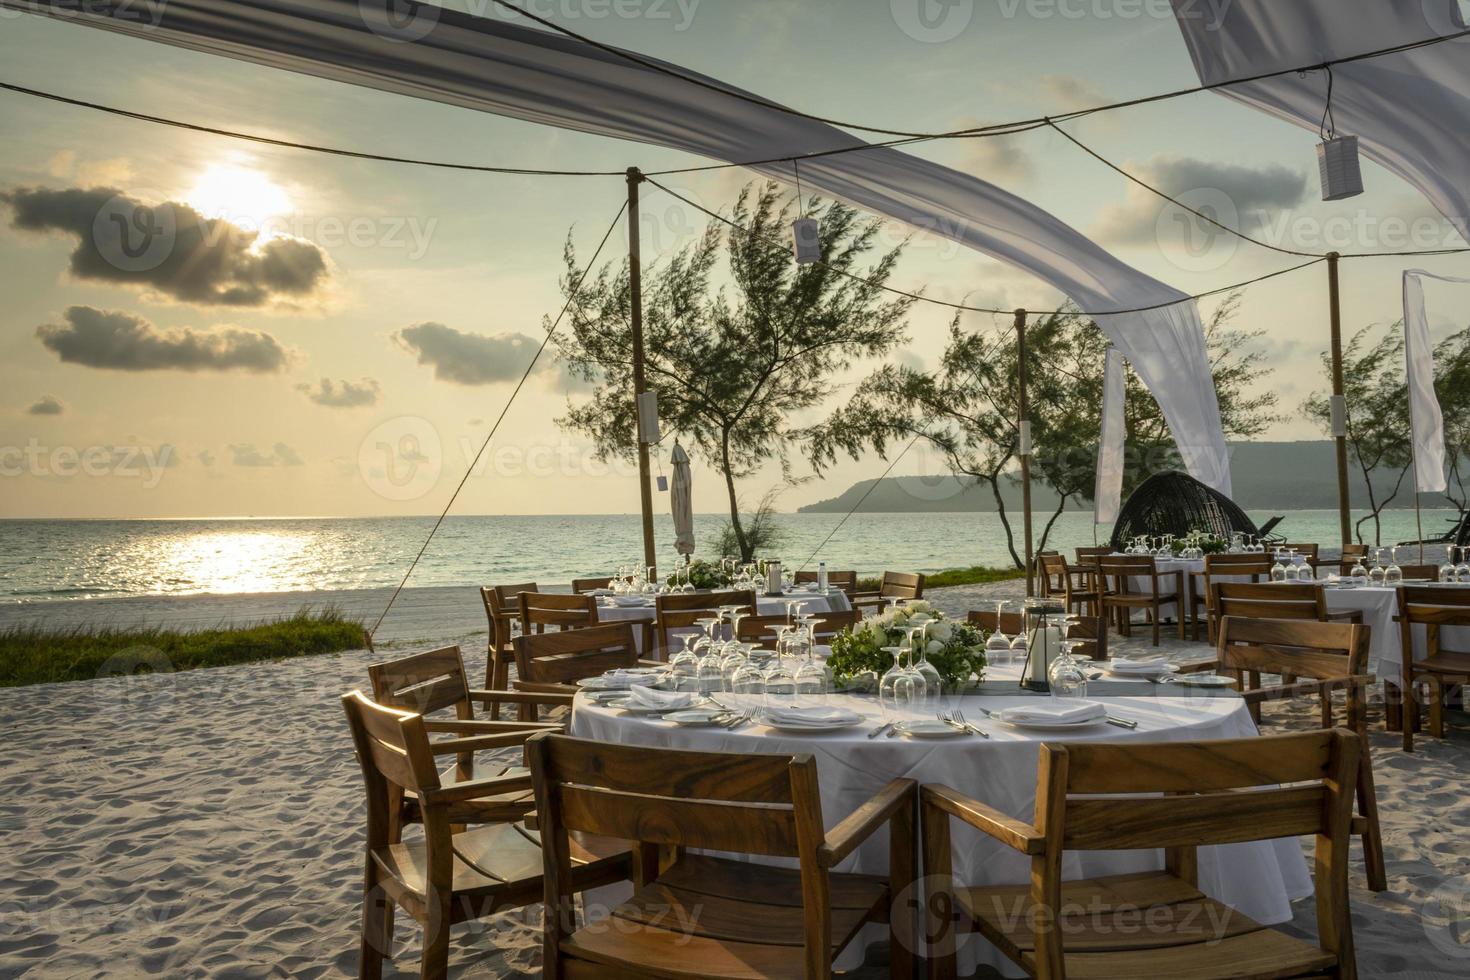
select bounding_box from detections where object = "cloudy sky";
[1,0,1467,519]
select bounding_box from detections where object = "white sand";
[0,583,1465,977]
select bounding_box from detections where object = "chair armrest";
[1175,659,1218,674]
[430,728,559,755]
[422,719,561,734]
[921,784,1044,855]
[1325,610,1363,625]
[419,772,536,824]
[512,680,579,695]
[1238,680,1330,704]
[818,778,917,868]
[469,687,576,708]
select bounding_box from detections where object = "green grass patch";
[0,606,370,688]
[855,566,1026,592]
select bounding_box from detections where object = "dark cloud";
[26,395,64,416]
[2,185,329,307]
[297,377,381,408]
[1094,156,1309,244]
[229,442,303,467]
[36,306,289,373]
[395,321,545,385]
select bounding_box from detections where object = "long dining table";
[569,661,1310,976]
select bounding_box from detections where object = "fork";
[950,707,990,738]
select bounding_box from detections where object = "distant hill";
[798,441,1456,514]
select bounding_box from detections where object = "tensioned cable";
[1046,119,1470,259]
[367,200,628,639]
[644,175,1329,316]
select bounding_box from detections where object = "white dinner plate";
[665,709,731,727]
[894,720,968,739]
[1178,673,1237,688]
[998,715,1108,732]
[1103,661,1179,678]
[606,696,700,714]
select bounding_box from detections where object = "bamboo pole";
[1015,309,1034,597]
[627,167,657,575]
[1328,252,1353,548]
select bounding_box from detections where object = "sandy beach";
[1,582,1465,977]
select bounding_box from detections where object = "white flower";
[927,639,943,655]
[929,621,954,642]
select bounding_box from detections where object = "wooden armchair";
[1396,584,1470,752]
[736,608,860,647]
[1194,553,1271,642]
[1395,563,1439,581]
[652,589,756,658]
[517,591,598,635]
[527,732,918,980]
[1038,553,1102,618]
[852,571,926,617]
[342,692,628,980]
[512,622,650,719]
[967,610,1108,661]
[1216,616,1385,892]
[1097,556,1184,646]
[1280,542,1321,564]
[922,729,1363,980]
[794,568,858,595]
[570,575,614,592]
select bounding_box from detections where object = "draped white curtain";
[1094,347,1127,524]
[1401,270,1467,494]
[1172,0,1470,241]
[6,0,1231,492]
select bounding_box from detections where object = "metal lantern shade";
[1317,135,1364,201]
[791,217,821,264]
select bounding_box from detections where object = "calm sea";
[0,509,1457,603]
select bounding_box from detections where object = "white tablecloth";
[1316,584,1470,687]
[594,590,851,653]
[569,663,1310,976]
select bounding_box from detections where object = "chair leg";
[1151,606,1161,646]
[421,888,451,980]
[1428,675,1446,738]
[359,874,391,980]
[1356,743,1388,893]
[1402,678,1416,752]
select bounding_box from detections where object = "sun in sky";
[185,162,294,231]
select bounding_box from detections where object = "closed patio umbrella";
[670,442,695,558]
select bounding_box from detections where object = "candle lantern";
[1019,597,1065,693]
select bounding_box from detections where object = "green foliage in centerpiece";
[666,558,735,590]
[1184,529,1228,554]
[827,601,987,689]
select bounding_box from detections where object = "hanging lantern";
[791,216,821,264]
[1317,135,1363,202]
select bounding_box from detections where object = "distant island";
[798,441,1458,514]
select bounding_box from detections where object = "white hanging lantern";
[1317,135,1363,201]
[791,216,821,264]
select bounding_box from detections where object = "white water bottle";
[817,561,828,593]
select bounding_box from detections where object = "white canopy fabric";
[1402,270,1464,494]
[1094,347,1127,524]
[669,441,695,556]
[1171,0,1470,241]
[7,0,1233,492]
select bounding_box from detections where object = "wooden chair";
[478,587,516,715]
[922,729,1363,980]
[1327,543,1369,575]
[653,589,757,658]
[737,608,860,646]
[1395,563,1439,581]
[1396,584,1470,752]
[1096,556,1184,646]
[342,691,629,980]
[967,610,1107,661]
[1073,546,1111,564]
[527,732,919,980]
[852,571,926,617]
[570,575,614,593]
[517,591,598,635]
[1215,616,1385,892]
[511,623,648,719]
[1280,542,1321,564]
[1038,553,1102,618]
[794,568,858,595]
[1194,553,1272,642]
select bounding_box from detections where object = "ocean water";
[0,509,1456,603]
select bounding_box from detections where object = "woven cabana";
[1107,471,1262,550]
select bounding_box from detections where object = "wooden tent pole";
[1327,252,1353,548]
[1015,309,1035,597]
[627,167,657,575]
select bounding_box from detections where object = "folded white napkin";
[999,701,1107,725]
[1106,658,1172,674]
[762,705,863,726]
[602,669,663,688]
[625,686,698,710]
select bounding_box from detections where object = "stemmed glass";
[1368,549,1388,587]
[1270,550,1288,583]
[764,626,797,705]
[680,555,696,592]
[1047,615,1089,699]
[792,626,829,702]
[1439,546,1457,583]
[1457,546,1470,583]
[878,644,916,723]
[1385,546,1404,587]
[907,619,941,706]
[985,599,1013,665]
[1349,554,1370,587]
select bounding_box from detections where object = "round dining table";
[569,662,1311,976]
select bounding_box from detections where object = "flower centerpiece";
[1183,529,1228,555]
[826,600,987,690]
[666,558,735,590]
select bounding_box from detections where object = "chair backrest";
[793,569,858,594]
[528,732,826,972]
[654,589,757,654]
[1074,546,1111,563]
[342,689,439,804]
[1096,556,1156,596]
[494,582,538,605]
[481,586,511,654]
[514,622,640,686]
[737,609,859,645]
[571,576,614,593]
[1396,585,1470,660]
[1340,543,1368,561]
[967,610,1108,661]
[1280,543,1320,563]
[1215,616,1369,682]
[1202,553,1272,577]
[368,645,474,720]
[1211,582,1325,622]
[518,591,599,633]
[1038,554,1067,596]
[1030,729,1361,973]
[1396,563,1439,582]
[879,571,925,599]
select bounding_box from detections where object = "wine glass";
[1350,554,1370,587]
[668,631,699,678]
[878,645,908,718]
[1271,550,1288,583]
[793,627,829,702]
[908,623,941,707]
[1368,549,1388,587]
[764,628,798,706]
[985,600,1013,665]
[1455,546,1470,583]
[1439,546,1457,583]
[730,655,766,709]
[1385,546,1403,587]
